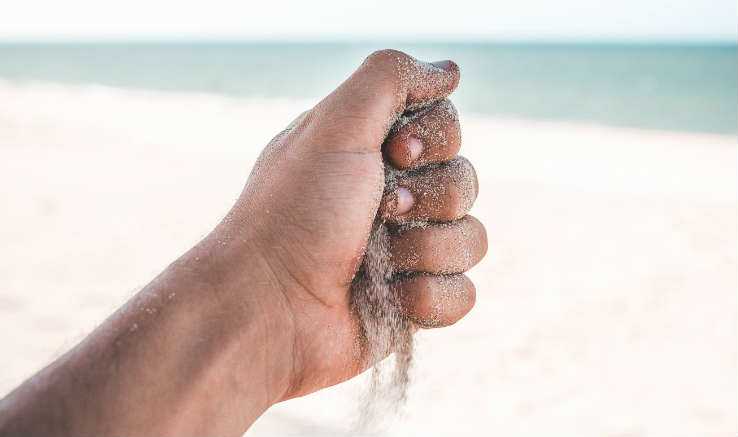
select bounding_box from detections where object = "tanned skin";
[0,50,486,437]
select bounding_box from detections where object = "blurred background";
[1,0,736,133]
[0,1,735,436]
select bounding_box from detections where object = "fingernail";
[396,187,414,215]
[407,136,423,162]
[431,60,453,71]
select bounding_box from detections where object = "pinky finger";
[395,273,476,328]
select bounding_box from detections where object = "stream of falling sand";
[350,217,413,431]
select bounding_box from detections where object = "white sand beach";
[0,80,735,436]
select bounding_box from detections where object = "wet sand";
[0,80,735,436]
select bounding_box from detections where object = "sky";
[1,0,735,41]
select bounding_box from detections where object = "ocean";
[0,42,735,134]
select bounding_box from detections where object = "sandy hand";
[216,50,487,401]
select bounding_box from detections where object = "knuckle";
[435,274,476,326]
[450,156,478,202]
[463,275,477,305]
[364,49,409,68]
[362,49,414,89]
[474,220,489,259]
[359,49,412,109]
[452,155,473,171]
[429,99,460,125]
[452,275,476,322]
[456,215,487,266]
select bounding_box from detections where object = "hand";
[219,49,487,400]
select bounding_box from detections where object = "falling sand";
[349,55,465,431]
[350,218,413,431]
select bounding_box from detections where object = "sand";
[350,219,413,431]
[0,80,735,436]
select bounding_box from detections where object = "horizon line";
[1,36,736,46]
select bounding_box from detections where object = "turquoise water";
[0,42,735,134]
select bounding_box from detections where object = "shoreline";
[1,78,736,138]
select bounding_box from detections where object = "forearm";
[0,237,295,437]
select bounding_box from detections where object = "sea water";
[0,42,735,134]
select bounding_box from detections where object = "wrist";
[177,231,299,408]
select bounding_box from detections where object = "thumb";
[302,49,460,154]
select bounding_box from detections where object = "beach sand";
[0,80,735,436]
